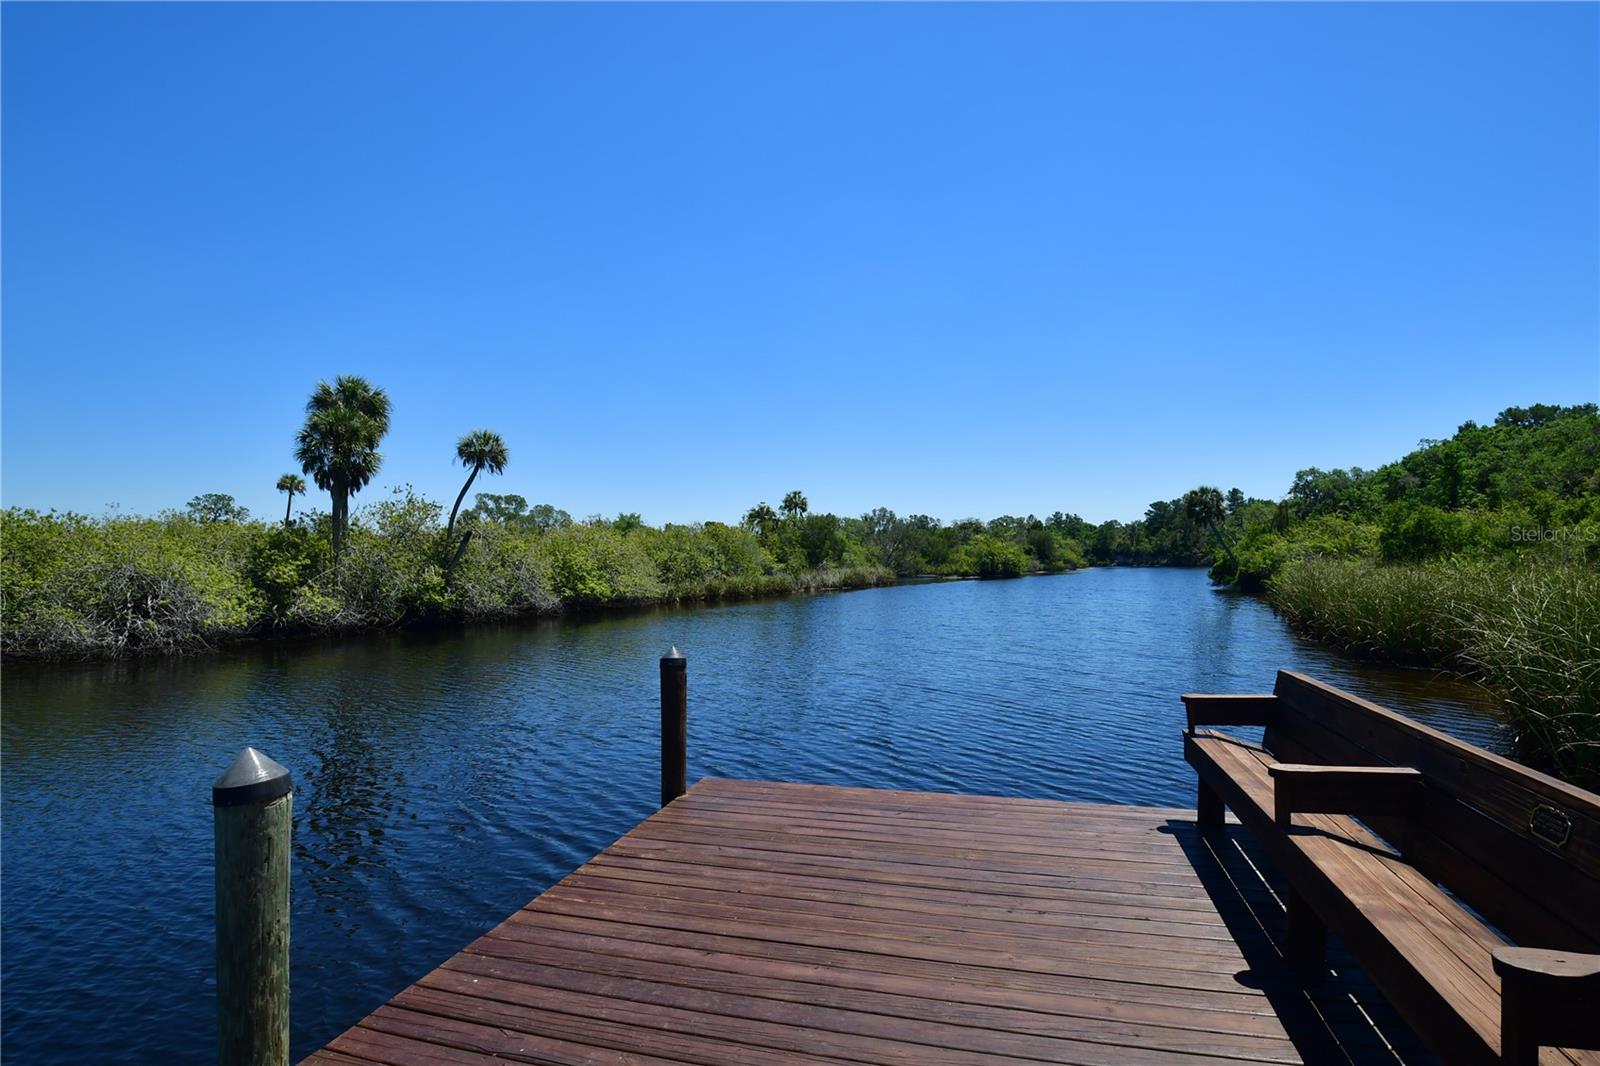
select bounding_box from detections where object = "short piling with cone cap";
[660,647,687,808]
[213,747,292,1066]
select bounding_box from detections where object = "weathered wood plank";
[563,865,1245,939]
[466,924,1293,1037]
[303,779,1442,1065]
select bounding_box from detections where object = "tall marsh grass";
[1270,555,1600,786]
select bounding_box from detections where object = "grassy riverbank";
[1271,554,1598,785]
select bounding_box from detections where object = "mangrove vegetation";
[1,381,1594,785]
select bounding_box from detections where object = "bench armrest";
[1181,694,1277,732]
[1268,763,1422,827]
[1493,947,1600,1064]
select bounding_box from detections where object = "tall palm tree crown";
[294,376,391,558]
[781,490,809,520]
[743,502,779,539]
[447,429,509,537]
[276,473,306,527]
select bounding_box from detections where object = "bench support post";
[1197,778,1224,831]
[1284,886,1327,969]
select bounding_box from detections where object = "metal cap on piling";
[212,747,293,807]
[661,645,685,666]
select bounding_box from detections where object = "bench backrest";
[1263,670,1600,951]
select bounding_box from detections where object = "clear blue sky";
[3,3,1596,527]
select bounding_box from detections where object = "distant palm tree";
[743,502,779,539]
[1184,486,1238,568]
[448,430,509,538]
[276,473,306,527]
[781,490,809,521]
[294,376,391,560]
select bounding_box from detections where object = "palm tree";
[276,474,306,527]
[294,376,391,559]
[781,490,809,521]
[1184,486,1238,568]
[743,502,779,539]
[447,430,509,538]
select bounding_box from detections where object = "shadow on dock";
[1165,818,1437,1065]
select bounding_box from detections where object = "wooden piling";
[660,647,687,807]
[213,747,293,1066]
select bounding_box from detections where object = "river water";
[0,567,1504,1062]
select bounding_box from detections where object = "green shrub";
[2,509,257,657]
[538,523,663,606]
[949,535,1029,579]
[326,488,450,625]
[1,497,898,660]
[449,523,556,619]
[1218,515,1379,590]
[244,526,330,623]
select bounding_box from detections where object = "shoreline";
[1,565,1117,666]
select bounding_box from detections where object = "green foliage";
[951,535,1029,579]
[0,491,894,660]
[538,523,663,606]
[448,429,510,536]
[447,520,556,619]
[243,525,329,622]
[329,487,451,625]
[295,375,392,555]
[1217,405,1600,588]
[186,493,249,524]
[2,509,258,657]
[1214,515,1378,591]
[465,493,531,525]
[1194,405,1600,782]
[1378,503,1485,563]
[529,503,573,533]
[1268,556,1471,665]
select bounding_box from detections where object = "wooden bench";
[1182,670,1600,1066]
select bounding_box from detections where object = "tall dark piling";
[660,647,687,807]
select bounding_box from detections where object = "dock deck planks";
[304,777,1436,1065]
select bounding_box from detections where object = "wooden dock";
[303,777,1436,1065]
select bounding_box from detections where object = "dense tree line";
[1211,403,1599,785]
[1211,403,1599,590]
[4,385,1593,699]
